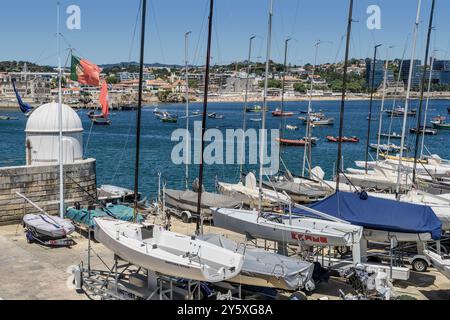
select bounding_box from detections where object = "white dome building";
[25,102,84,166]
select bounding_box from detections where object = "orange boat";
[326,136,359,143]
[272,108,294,117]
[276,138,307,146]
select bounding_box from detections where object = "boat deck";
[1,220,450,300]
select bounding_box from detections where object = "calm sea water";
[1,99,449,200]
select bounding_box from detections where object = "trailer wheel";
[412,258,428,272]
[181,212,191,223]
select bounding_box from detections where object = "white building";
[25,102,84,165]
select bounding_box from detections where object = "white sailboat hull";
[212,208,362,247]
[94,218,244,282]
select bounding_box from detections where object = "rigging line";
[128,0,142,62]
[110,2,144,184]
[192,0,209,66]
[149,0,166,64]
[290,0,301,37]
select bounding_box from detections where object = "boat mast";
[278,37,291,170]
[239,35,256,182]
[184,31,191,190]
[335,0,354,191]
[195,0,214,235]
[420,51,436,160]
[375,46,393,162]
[365,44,382,173]
[395,0,421,198]
[302,40,321,177]
[412,0,435,184]
[258,0,273,213]
[57,2,64,219]
[133,0,147,221]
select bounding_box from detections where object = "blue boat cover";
[291,192,442,240]
[65,205,144,228]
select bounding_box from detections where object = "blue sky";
[1,0,449,67]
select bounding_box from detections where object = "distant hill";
[100,62,183,74]
[0,61,54,73]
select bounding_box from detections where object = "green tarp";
[65,205,144,228]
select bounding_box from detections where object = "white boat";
[199,233,315,291]
[94,217,244,282]
[212,208,362,247]
[339,167,411,192]
[217,173,291,208]
[23,214,75,239]
[423,249,450,280]
[369,143,408,153]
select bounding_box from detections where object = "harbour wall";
[0,158,97,225]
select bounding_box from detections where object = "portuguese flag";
[70,55,101,86]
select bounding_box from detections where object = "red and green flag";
[70,55,101,86]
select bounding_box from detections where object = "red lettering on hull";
[291,232,328,244]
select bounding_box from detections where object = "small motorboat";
[208,112,224,119]
[276,138,307,147]
[23,214,75,239]
[286,125,298,131]
[94,217,244,282]
[431,116,450,130]
[369,143,408,153]
[87,110,104,119]
[300,114,334,126]
[246,105,262,113]
[326,136,359,143]
[249,118,262,122]
[385,107,416,117]
[0,115,19,120]
[191,110,200,115]
[409,126,438,135]
[160,112,178,123]
[92,117,111,125]
[272,108,294,117]
[377,132,402,139]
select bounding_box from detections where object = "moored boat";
[23,214,75,239]
[272,108,294,117]
[409,126,438,135]
[326,136,359,143]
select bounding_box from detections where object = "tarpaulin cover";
[65,205,143,228]
[291,191,442,240]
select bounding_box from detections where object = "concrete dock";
[1,219,450,300]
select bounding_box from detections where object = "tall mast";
[412,0,435,183]
[420,52,436,160]
[184,31,191,190]
[258,0,273,213]
[133,0,147,221]
[302,40,321,177]
[335,0,354,191]
[375,46,393,162]
[195,0,214,235]
[395,0,421,197]
[239,35,256,182]
[57,2,64,218]
[278,37,291,170]
[364,44,382,173]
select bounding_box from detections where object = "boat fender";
[359,191,369,200]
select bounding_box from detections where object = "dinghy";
[199,233,315,291]
[23,214,75,239]
[94,217,244,282]
[272,108,294,117]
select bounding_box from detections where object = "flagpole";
[57,1,64,219]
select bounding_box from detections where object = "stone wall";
[0,158,96,225]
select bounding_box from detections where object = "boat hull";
[94,218,243,282]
